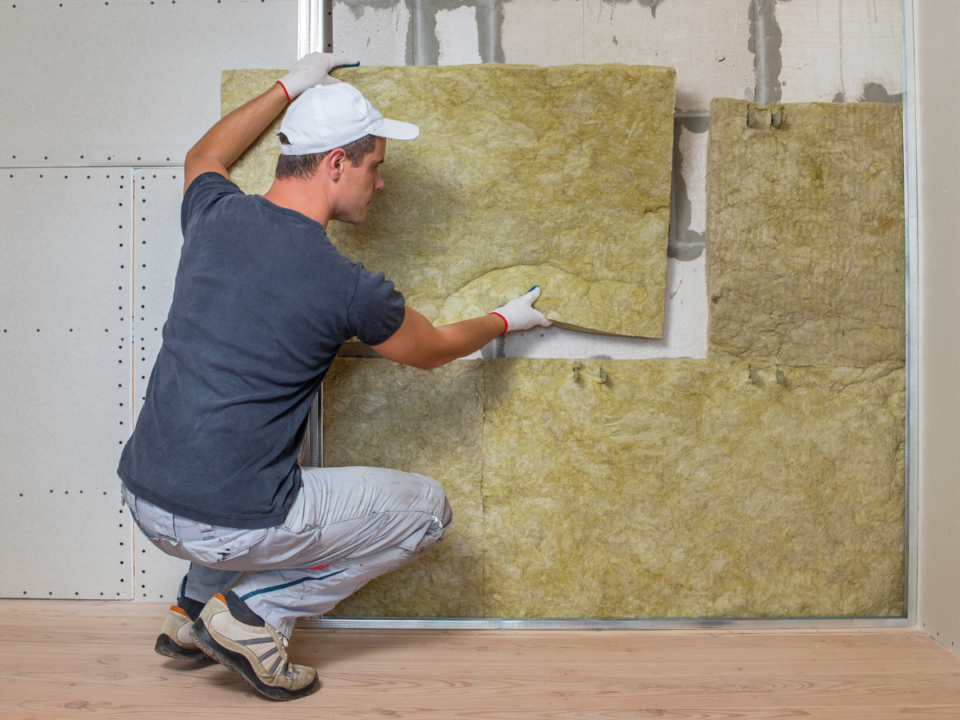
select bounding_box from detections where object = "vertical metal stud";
[299,0,328,58]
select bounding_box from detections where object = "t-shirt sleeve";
[346,265,406,346]
[181,172,244,236]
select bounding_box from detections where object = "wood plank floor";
[2,601,959,718]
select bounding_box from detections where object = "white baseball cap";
[278,83,419,156]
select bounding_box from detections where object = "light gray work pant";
[122,466,452,638]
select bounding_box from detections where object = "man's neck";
[263,178,332,228]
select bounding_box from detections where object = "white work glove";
[277,52,361,101]
[489,286,553,335]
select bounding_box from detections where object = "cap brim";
[372,118,420,141]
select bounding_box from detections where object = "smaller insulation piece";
[222,65,676,338]
[322,358,484,618]
[706,99,905,368]
[482,359,905,620]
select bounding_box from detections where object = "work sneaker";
[191,593,319,701]
[154,605,207,660]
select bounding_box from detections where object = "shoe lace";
[272,632,301,679]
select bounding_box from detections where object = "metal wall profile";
[302,617,911,631]
[296,1,920,632]
[299,0,334,57]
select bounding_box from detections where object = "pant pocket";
[181,528,269,565]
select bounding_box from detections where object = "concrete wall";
[916,0,960,655]
[335,0,904,362]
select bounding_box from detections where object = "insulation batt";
[321,358,904,620]
[322,359,484,618]
[222,65,676,338]
[706,99,905,368]
[482,359,905,619]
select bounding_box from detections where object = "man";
[117,53,551,701]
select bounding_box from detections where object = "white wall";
[0,0,297,601]
[916,0,960,655]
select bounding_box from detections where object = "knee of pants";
[412,496,453,554]
[440,497,453,528]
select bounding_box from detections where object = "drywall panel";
[916,0,960,656]
[0,0,296,168]
[334,0,410,66]
[131,167,191,601]
[224,65,676,338]
[323,358,484,617]
[501,0,753,112]
[0,169,134,599]
[778,0,903,104]
[482,359,905,619]
[706,99,905,368]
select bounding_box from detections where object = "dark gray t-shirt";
[118,173,405,529]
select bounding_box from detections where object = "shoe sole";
[191,618,320,701]
[154,633,210,661]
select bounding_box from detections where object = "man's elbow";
[415,357,448,371]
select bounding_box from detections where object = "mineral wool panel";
[222,65,676,338]
[322,358,484,618]
[482,359,905,619]
[706,99,905,367]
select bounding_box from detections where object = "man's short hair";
[275,133,377,181]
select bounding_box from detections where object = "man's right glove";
[277,52,361,101]
[489,286,553,335]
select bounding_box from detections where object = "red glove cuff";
[489,312,508,335]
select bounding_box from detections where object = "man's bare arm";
[372,288,551,370]
[183,84,288,193]
[372,308,506,370]
[182,52,360,194]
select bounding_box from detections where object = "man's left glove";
[277,52,361,101]
[489,286,553,335]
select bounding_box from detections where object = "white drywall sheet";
[0,169,134,599]
[0,0,297,168]
[131,168,191,601]
[916,1,960,656]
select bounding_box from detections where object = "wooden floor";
[2,602,960,718]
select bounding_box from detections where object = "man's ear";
[325,148,348,180]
